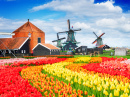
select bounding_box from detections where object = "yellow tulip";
[109,93,113,97]
[114,89,119,96]
[124,88,129,93]
[103,89,108,96]
[97,85,102,91]
[110,84,115,90]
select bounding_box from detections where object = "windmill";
[58,19,81,44]
[92,32,105,47]
[52,33,65,48]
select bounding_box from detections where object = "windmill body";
[92,32,105,47]
[66,31,76,43]
[96,38,103,47]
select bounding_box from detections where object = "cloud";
[73,22,91,29]
[30,0,122,17]
[96,16,130,32]
[0,17,25,31]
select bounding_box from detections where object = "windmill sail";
[92,32,105,47]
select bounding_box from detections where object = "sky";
[0,0,130,48]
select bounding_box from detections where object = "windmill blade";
[73,28,81,31]
[93,32,98,38]
[58,31,69,33]
[59,37,65,40]
[57,33,59,39]
[52,40,58,42]
[67,19,70,30]
[99,33,105,38]
[92,39,97,44]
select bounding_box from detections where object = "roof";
[12,20,44,33]
[0,37,28,50]
[33,43,60,50]
[75,45,87,49]
[98,44,106,48]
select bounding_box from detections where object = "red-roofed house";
[0,19,60,56]
[12,19,45,53]
[0,37,29,56]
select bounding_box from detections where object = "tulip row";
[73,57,102,63]
[82,62,130,79]
[66,62,130,83]
[43,61,130,97]
[101,57,126,62]
[0,66,42,97]
[74,57,91,63]
[100,60,130,71]
[10,57,66,67]
[21,65,87,97]
[23,55,74,58]
[0,58,29,66]
[88,57,102,63]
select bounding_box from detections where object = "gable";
[33,43,60,50]
[12,21,45,34]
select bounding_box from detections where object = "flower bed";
[0,66,42,97]
[23,55,74,59]
[10,57,66,67]
[1,57,130,97]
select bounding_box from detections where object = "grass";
[74,50,130,59]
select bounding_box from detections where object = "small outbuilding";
[62,41,78,51]
[33,43,60,56]
[98,44,110,50]
[75,46,87,55]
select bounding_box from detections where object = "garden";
[1,55,130,97]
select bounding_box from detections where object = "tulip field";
[1,56,130,97]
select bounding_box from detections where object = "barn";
[33,43,60,56]
[0,37,29,57]
[0,19,58,57]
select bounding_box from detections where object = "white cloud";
[96,16,130,32]
[73,22,91,29]
[30,0,122,17]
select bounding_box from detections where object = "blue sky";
[0,0,130,47]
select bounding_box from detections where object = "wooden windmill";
[52,33,65,48]
[92,32,105,47]
[58,19,81,44]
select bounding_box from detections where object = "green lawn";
[74,50,130,59]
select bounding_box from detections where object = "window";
[82,48,85,51]
[21,50,23,53]
[24,50,26,53]
[38,38,41,43]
